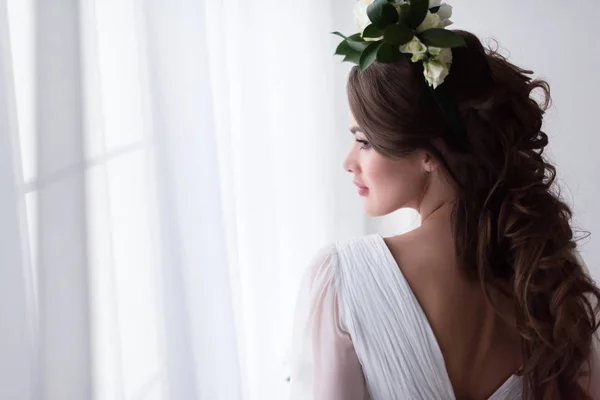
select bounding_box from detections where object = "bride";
[287,1,600,399]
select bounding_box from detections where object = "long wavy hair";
[347,30,600,399]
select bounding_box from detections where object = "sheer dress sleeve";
[288,244,367,400]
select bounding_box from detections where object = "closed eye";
[355,139,371,150]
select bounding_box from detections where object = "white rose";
[428,47,452,66]
[423,60,450,88]
[399,37,428,62]
[416,11,442,33]
[437,4,453,27]
[353,0,374,35]
[353,0,384,40]
[440,19,454,28]
[425,2,453,28]
[437,4,452,20]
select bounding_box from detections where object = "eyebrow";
[349,126,363,135]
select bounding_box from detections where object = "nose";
[343,151,358,174]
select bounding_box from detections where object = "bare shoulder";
[382,228,471,343]
[381,225,482,332]
[382,225,459,294]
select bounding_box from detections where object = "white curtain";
[0,0,383,399]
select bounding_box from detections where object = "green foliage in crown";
[333,0,466,88]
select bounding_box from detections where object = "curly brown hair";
[347,30,600,399]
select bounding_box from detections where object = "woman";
[287,2,600,399]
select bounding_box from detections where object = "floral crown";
[333,0,466,89]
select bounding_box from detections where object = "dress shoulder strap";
[334,234,456,400]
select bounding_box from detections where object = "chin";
[364,197,407,217]
[364,203,395,218]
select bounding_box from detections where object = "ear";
[422,152,439,173]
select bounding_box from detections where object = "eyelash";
[355,139,371,150]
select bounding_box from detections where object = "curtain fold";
[36,1,92,398]
[0,0,37,398]
[1,0,366,399]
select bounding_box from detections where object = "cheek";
[365,155,425,204]
[365,156,408,186]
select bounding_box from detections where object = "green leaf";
[333,33,370,52]
[367,0,399,28]
[359,41,382,71]
[334,40,363,64]
[335,40,353,56]
[332,32,365,42]
[377,42,404,63]
[429,6,440,13]
[383,24,414,46]
[347,39,370,52]
[343,52,362,65]
[408,0,429,29]
[331,31,349,40]
[418,29,466,48]
[332,40,362,65]
[397,3,412,25]
[363,24,385,39]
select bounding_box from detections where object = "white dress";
[287,234,523,400]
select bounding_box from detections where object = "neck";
[420,199,454,225]
[418,171,456,225]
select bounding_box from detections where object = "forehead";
[349,113,364,136]
[349,110,358,127]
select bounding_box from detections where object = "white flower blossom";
[353,0,375,35]
[416,11,443,33]
[437,4,453,27]
[400,37,428,62]
[428,47,453,66]
[424,1,454,28]
[353,0,385,41]
[423,60,450,88]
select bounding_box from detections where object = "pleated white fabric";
[288,234,523,400]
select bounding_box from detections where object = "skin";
[343,111,525,399]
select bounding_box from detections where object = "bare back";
[383,218,523,400]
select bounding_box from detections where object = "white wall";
[369,0,600,281]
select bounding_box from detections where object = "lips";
[353,180,368,189]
